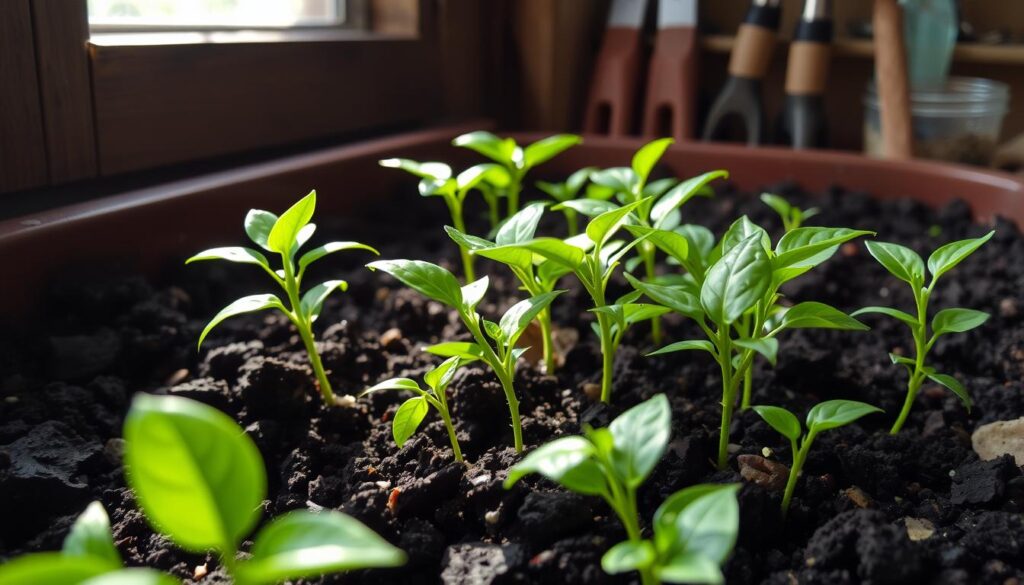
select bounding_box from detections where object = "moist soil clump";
[1,182,1023,584]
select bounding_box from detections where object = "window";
[87,0,347,30]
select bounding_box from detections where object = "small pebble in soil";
[193,563,208,580]
[738,454,788,491]
[972,417,1024,465]
[581,383,600,401]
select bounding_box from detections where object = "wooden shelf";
[700,34,1024,65]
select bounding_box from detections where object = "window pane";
[88,0,342,28]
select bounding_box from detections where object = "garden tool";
[701,0,782,145]
[776,0,833,149]
[873,0,913,159]
[642,0,699,140]
[583,0,650,136]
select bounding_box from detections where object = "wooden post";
[873,0,913,159]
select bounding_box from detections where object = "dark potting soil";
[1,179,1023,585]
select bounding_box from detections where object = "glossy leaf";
[378,158,452,180]
[648,340,716,357]
[927,373,972,409]
[456,164,499,193]
[244,209,278,251]
[587,199,647,248]
[655,484,740,567]
[452,131,516,164]
[267,191,316,254]
[368,260,463,308]
[760,193,792,217]
[0,554,119,585]
[198,294,286,350]
[626,226,688,265]
[555,199,620,218]
[609,394,671,487]
[496,203,546,246]
[498,291,565,347]
[80,569,178,585]
[300,280,347,321]
[927,231,994,282]
[460,276,490,313]
[701,234,772,325]
[645,177,680,199]
[651,170,726,227]
[504,436,607,496]
[734,338,778,366]
[235,510,405,585]
[523,134,581,168]
[123,394,266,553]
[773,227,873,269]
[932,308,989,336]
[752,406,801,441]
[424,356,461,392]
[590,167,638,195]
[623,303,672,324]
[658,554,725,585]
[186,246,270,268]
[805,400,883,433]
[717,217,770,258]
[865,241,925,286]
[63,502,121,566]
[393,397,429,447]
[851,306,920,328]
[510,238,585,271]
[361,377,421,396]
[631,138,674,182]
[445,226,495,252]
[778,302,870,331]
[625,272,702,318]
[602,541,655,574]
[298,241,378,271]
[424,341,485,362]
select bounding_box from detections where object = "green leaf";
[717,216,770,258]
[648,340,716,357]
[300,280,347,321]
[805,400,883,433]
[244,209,279,251]
[752,406,802,441]
[452,131,516,164]
[587,198,648,248]
[774,227,873,269]
[0,554,116,585]
[267,191,317,254]
[186,246,271,269]
[590,167,639,195]
[658,554,726,585]
[424,341,485,363]
[677,224,716,261]
[361,378,422,396]
[609,394,671,488]
[626,226,688,265]
[523,134,581,168]
[507,238,585,271]
[601,540,656,575]
[555,199,620,218]
[504,436,607,496]
[235,510,405,585]
[298,241,378,271]
[460,276,490,313]
[379,158,453,180]
[294,223,316,253]
[932,308,990,336]
[496,203,545,246]
[631,138,674,182]
[368,260,463,308]
[623,303,672,324]
[654,483,740,566]
[499,291,565,347]
[889,352,916,367]
[760,193,792,218]
[393,397,429,447]
[865,241,925,287]
[651,170,726,227]
[417,177,455,198]
[198,294,286,350]
[701,234,772,325]
[445,226,495,252]
[926,373,972,410]
[927,231,994,282]
[851,306,920,328]
[778,302,870,331]
[123,394,266,553]
[63,502,121,566]
[644,177,680,199]
[424,356,461,392]
[456,164,501,193]
[80,569,178,585]
[734,338,778,366]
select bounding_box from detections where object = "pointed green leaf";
[655,484,740,571]
[927,231,994,282]
[499,290,565,347]
[752,406,802,441]
[504,436,607,496]
[734,338,778,366]
[865,241,925,287]
[460,276,490,313]
[456,164,500,193]
[298,241,378,271]
[62,502,121,566]
[124,394,266,554]
[648,340,716,357]
[626,226,689,265]
[602,540,656,575]
[523,134,581,168]
[452,131,516,164]
[496,203,545,246]
[424,341,485,363]
[267,191,317,254]
[424,356,461,392]
[651,170,726,227]
[198,294,285,350]
[774,227,874,269]
[0,554,119,585]
[610,394,672,487]
[701,234,771,325]
[805,400,883,433]
[186,246,271,269]
[760,193,792,218]
[926,373,972,410]
[644,177,680,200]
[932,308,990,336]
[554,198,620,218]
[81,569,178,585]
[623,303,672,324]
[393,397,429,447]
[631,138,674,182]
[368,260,463,308]
[851,306,920,328]
[235,510,405,584]
[779,302,870,331]
[590,167,639,195]
[361,378,422,396]
[244,209,279,251]
[587,198,648,248]
[505,237,585,271]
[658,554,726,584]
[445,226,495,252]
[717,216,771,258]
[379,158,452,180]
[300,280,347,321]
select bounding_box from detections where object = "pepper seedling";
[536,167,595,236]
[753,400,882,516]
[363,356,465,462]
[124,394,406,584]
[629,217,873,469]
[187,190,378,407]
[853,232,994,433]
[378,158,504,281]
[367,259,563,452]
[505,394,740,585]
[760,193,819,232]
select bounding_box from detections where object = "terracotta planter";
[2,123,1021,314]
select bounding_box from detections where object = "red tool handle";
[583,27,643,137]
[642,26,698,140]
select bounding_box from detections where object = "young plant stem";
[598,314,616,403]
[282,253,336,406]
[564,209,579,236]
[641,248,663,345]
[447,198,476,282]
[537,308,556,374]
[507,176,522,217]
[462,313,523,452]
[742,369,753,410]
[437,408,464,463]
[604,482,657,585]
[781,431,816,516]
[716,327,736,470]
[891,287,932,434]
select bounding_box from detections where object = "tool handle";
[642,26,698,140]
[785,15,833,96]
[583,27,643,136]
[728,4,782,79]
[873,0,913,159]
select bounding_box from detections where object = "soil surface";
[2,178,1023,585]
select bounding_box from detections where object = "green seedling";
[368,259,563,452]
[754,400,882,515]
[477,199,653,402]
[124,394,405,584]
[536,167,595,235]
[570,138,727,344]
[761,193,819,232]
[853,232,994,434]
[0,501,178,584]
[363,356,465,462]
[379,158,505,281]
[453,131,581,216]
[629,217,872,469]
[505,394,740,585]
[187,190,378,407]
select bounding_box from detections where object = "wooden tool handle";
[729,23,778,79]
[873,0,913,159]
[583,27,643,136]
[642,26,698,140]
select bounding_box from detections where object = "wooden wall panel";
[0,0,48,193]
